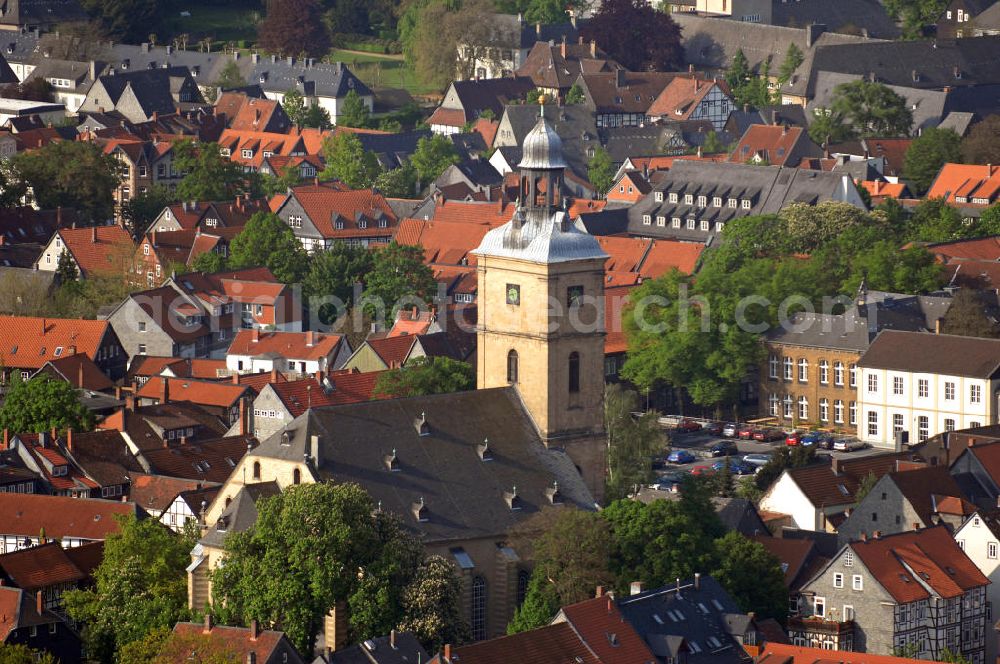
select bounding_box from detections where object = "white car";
[722,423,739,437]
[833,438,867,452]
[742,453,772,467]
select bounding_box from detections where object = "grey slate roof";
[618,575,754,664]
[859,329,1000,377]
[499,103,597,177]
[715,497,768,537]
[484,13,586,49]
[600,124,688,164]
[451,76,535,117]
[356,129,432,170]
[250,388,595,544]
[199,481,280,548]
[627,161,861,242]
[324,632,429,664]
[250,56,372,101]
[768,290,952,351]
[770,0,900,39]
[806,71,947,133]
[937,111,977,136]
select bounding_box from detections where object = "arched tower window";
[507,350,518,383]
[293,468,301,485]
[568,352,580,393]
[471,575,487,641]
[252,461,261,480]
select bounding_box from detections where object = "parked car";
[711,459,755,475]
[742,453,772,468]
[649,471,689,491]
[722,423,739,437]
[676,419,702,433]
[710,440,738,457]
[704,421,724,436]
[816,434,837,450]
[753,428,784,442]
[737,426,757,440]
[800,432,822,446]
[690,464,716,476]
[667,449,697,464]
[833,438,868,452]
[785,431,807,446]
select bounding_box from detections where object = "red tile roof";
[434,622,600,664]
[269,371,385,418]
[169,622,290,663]
[395,218,496,267]
[757,642,933,664]
[366,335,417,368]
[0,540,101,590]
[55,225,134,278]
[427,107,469,129]
[927,163,1000,206]
[473,118,499,146]
[0,316,111,370]
[0,493,135,540]
[640,239,704,277]
[37,353,113,391]
[0,587,55,641]
[784,454,912,508]
[851,526,987,603]
[558,594,658,664]
[142,436,255,483]
[127,473,211,513]
[730,124,811,166]
[860,180,906,201]
[649,76,730,120]
[136,377,250,408]
[425,199,517,226]
[227,330,344,362]
[280,185,398,239]
[752,535,814,586]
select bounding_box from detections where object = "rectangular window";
[893,376,904,395]
[971,384,982,404]
[834,362,844,386]
[819,361,829,384]
[769,355,779,379]
[713,196,722,207]
[918,379,929,398]
[989,542,997,559]
[642,214,651,225]
[834,400,844,424]
[668,192,678,203]
[567,285,584,307]
[700,220,709,231]
[728,198,737,208]
[655,191,664,202]
[138,344,147,355]
[945,418,956,432]
[945,382,956,400]
[867,374,878,393]
[684,194,693,205]
[783,357,793,380]
[918,416,929,442]
[686,218,695,229]
[741,199,751,209]
[833,573,844,588]
[820,399,829,422]
[697,195,707,207]
[893,413,904,434]
[852,575,863,591]
[656,215,666,227]
[850,364,857,388]
[867,411,878,437]
[814,597,825,618]
[850,401,857,425]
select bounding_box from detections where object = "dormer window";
[655,191,664,202]
[412,497,429,522]
[668,192,678,203]
[335,219,345,230]
[504,486,523,511]
[697,195,707,207]
[477,438,493,461]
[414,412,429,436]
[656,215,665,227]
[741,199,751,209]
[545,481,563,505]
[671,217,681,228]
[358,219,367,229]
[642,214,651,225]
[728,198,737,208]
[384,448,400,471]
[684,194,693,205]
[686,218,695,229]
[712,196,722,207]
[241,149,253,158]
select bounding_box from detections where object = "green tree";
[905,198,971,242]
[173,141,247,203]
[257,0,331,57]
[778,42,804,84]
[587,147,615,197]
[191,251,228,274]
[701,131,727,155]
[338,90,371,129]
[80,0,161,42]
[374,356,475,398]
[215,61,246,91]
[151,629,241,663]
[508,509,613,633]
[363,242,438,315]
[411,135,460,185]
[63,515,192,662]
[711,531,788,623]
[12,141,120,223]
[565,83,585,105]
[0,644,56,664]
[321,132,381,189]
[903,127,962,195]
[211,483,433,654]
[121,185,176,240]
[228,212,308,284]
[940,288,1000,338]
[602,486,723,592]
[754,445,816,492]
[397,555,470,652]
[302,240,374,313]
[807,108,854,146]
[374,163,418,198]
[979,203,1000,236]
[261,167,303,198]
[854,471,879,505]
[282,89,308,127]
[524,0,567,23]
[883,0,948,38]
[961,115,1000,164]
[940,648,973,664]
[55,249,79,285]
[115,626,171,663]
[302,104,333,130]
[605,384,664,501]
[0,374,94,434]
[830,80,913,138]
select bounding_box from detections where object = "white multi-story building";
[857,330,1000,448]
[954,512,1000,664]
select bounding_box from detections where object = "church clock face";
[506,283,521,306]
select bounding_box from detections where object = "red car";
[786,431,806,446]
[738,426,756,440]
[676,419,702,433]
[704,421,724,436]
[690,465,715,476]
[755,428,784,442]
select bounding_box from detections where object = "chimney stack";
[390,629,397,649]
[66,428,73,452]
[630,581,644,595]
[306,330,314,347]
[240,399,248,437]
[161,376,169,403]
[694,572,701,589]
[590,39,596,57]
[252,328,259,343]
[78,361,85,388]
[595,585,604,598]
[203,613,213,633]
[2,429,7,450]
[250,619,258,641]
[91,226,97,243]
[444,644,451,662]
[560,34,567,59]
[36,591,43,615]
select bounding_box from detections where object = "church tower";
[472,107,608,499]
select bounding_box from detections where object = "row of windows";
[769,394,856,425]
[641,215,726,232]
[769,356,856,387]
[653,191,754,210]
[832,573,864,590]
[868,374,982,403]
[867,411,981,440]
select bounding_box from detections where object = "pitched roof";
[784,453,913,507]
[365,335,418,368]
[752,535,815,588]
[887,466,975,525]
[251,387,595,543]
[770,0,899,38]
[927,163,1000,206]
[757,642,932,664]
[136,377,251,408]
[0,586,58,642]
[127,473,212,514]
[729,124,819,167]
[516,40,618,91]
[851,526,987,603]
[227,329,344,362]
[141,435,255,483]
[283,185,397,238]
[53,225,134,277]
[859,329,1000,378]
[328,631,430,664]
[446,76,535,119]
[557,594,659,663]
[169,622,298,664]
[116,402,230,453]
[395,218,497,267]
[0,316,111,370]
[266,372,385,418]
[0,540,101,590]
[649,76,730,120]
[36,353,113,392]
[435,622,600,664]
[579,71,677,114]
[0,492,135,540]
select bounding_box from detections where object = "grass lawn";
[160,6,261,44]
[329,49,440,98]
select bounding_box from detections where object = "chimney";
[203,613,213,633]
[595,585,604,598]
[630,581,644,596]
[232,373,240,385]
[78,361,84,388]
[40,318,46,335]
[390,629,397,649]
[252,328,259,343]
[250,619,258,641]
[91,226,97,243]
[66,428,73,452]
[935,317,942,334]
[161,376,169,403]
[270,368,278,383]
[694,572,701,589]
[444,645,452,662]
[590,39,596,57]
[179,435,187,446]
[860,531,867,541]
[125,396,135,412]
[306,330,314,347]
[36,591,43,615]
[56,206,62,226]
[688,63,695,75]
[2,429,7,450]
[615,68,626,89]
[535,22,541,37]
[913,522,921,531]
[240,399,248,437]
[561,35,567,59]
[88,60,96,81]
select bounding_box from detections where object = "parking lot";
[651,417,882,485]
